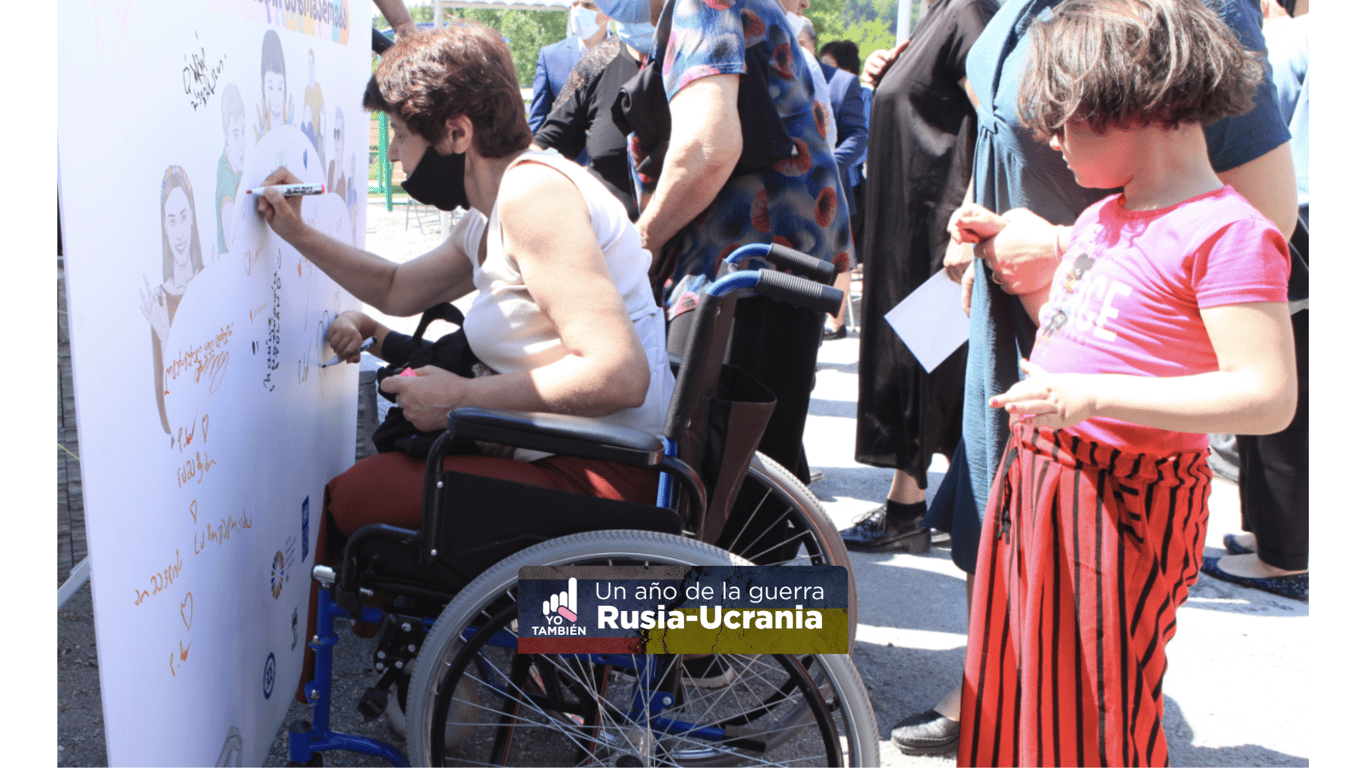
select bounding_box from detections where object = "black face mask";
[401,147,468,211]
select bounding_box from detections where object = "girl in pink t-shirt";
[951,1,1298,765]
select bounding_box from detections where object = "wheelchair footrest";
[357,686,390,722]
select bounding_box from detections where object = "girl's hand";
[943,237,976,284]
[255,167,308,242]
[948,203,1009,245]
[325,310,370,363]
[379,366,468,432]
[989,359,1098,429]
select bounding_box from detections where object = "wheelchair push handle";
[754,269,845,316]
[725,243,837,285]
[758,244,837,285]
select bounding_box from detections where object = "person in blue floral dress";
[630,0,851,482]
[634,0,851,312]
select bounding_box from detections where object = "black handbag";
[371,303,485,458]
[1286,212,1308,314]
[611,0,797,186]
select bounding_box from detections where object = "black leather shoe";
[823,325,847,340]
[891,709,960,755]
[839,504,930,553]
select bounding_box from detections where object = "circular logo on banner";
[263,652,276,699]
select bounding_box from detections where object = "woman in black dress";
[844,0,998,551]
[838,0,998,754]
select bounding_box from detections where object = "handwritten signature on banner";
[134,549,184,607]
[175,414,212,454]
[182,33,226,112]
[164,324,234,396]
[263,271,283,391]
[194,511,254,555]
[176,448,218,488]
[152,504,255,676]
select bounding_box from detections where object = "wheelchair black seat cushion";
[446,406,664,466]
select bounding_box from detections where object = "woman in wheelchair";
[257,20,672,541]
[256,21,672,699]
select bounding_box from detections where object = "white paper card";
[884,269,970,373]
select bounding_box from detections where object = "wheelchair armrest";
[445,406,664,466]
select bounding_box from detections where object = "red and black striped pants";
[959,424,1212,767]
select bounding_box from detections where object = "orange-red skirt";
[960,424,1211,767]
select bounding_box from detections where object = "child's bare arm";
[990,302,1296,435]
[326,310,392,364]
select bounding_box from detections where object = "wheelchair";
[289,244,879,766]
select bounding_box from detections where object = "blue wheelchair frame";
[288,243,843,766]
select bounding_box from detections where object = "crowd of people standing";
[301,0,1309,764]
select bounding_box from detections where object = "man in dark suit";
[528,1,610,134]
[819,57,868,339]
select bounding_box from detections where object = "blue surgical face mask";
[569,6,604,41]
[597,0,651,25]
[615,20,655,54]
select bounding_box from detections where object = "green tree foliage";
[805,0,900,67]
[373,7,568,87]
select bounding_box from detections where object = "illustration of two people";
[145,30,286,434]
[143,30,357,433]
[221,29,296,258]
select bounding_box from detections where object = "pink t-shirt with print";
[1031,185,1290,455]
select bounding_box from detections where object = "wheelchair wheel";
[405,529,880,767]
[719,452,859,632]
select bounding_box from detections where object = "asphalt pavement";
[56,199,1311,767]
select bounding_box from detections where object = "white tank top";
[457,148,674,444]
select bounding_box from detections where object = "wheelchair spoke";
[720,484,776,554]
[736,527,820,566]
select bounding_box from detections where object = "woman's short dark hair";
[819,40,861,76]
[1017,0,1265,139]
[363,22,532,159]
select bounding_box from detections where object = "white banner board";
[59,1,369,764]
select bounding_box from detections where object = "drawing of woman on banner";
[140,165,205,434]
[254,29,294,143]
